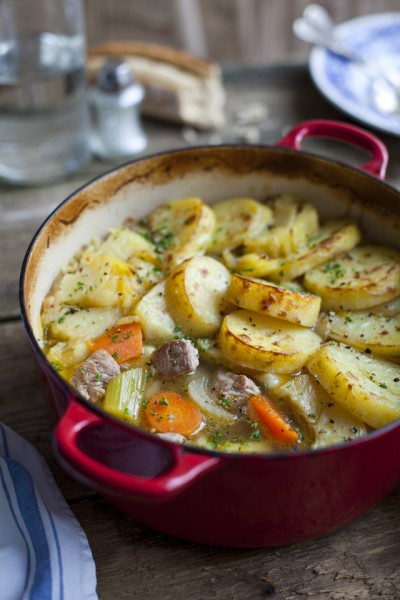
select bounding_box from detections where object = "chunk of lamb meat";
[211,370,260,405]
[153,339,199,380]
[71,349,120,401]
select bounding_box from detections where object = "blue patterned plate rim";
[309,12,400,136]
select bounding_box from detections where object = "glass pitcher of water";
[0,0,90,184]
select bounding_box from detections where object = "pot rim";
[19,142,400,462]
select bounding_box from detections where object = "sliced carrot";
[249,394,299,445]
[90,322,142,364]
[145,392,202,436]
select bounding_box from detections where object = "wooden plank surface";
[1,65,400,599]
[83,0,400,64]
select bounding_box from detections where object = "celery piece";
[104,368,146,422]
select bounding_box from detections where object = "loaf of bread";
[87,41,226,130]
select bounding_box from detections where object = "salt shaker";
[89,59,147,160]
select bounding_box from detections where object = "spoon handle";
[293,3,363,62]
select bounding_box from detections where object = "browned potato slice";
[304,246,400,310]
[218,309,321,374]
[307,342,400,428]
[318,310,400,356]
[210,198,273,253]
[148,197,215,266]
[244,199,319,257]
[228,274,321,326]
[235,221,361,282]
[165,256,230,337]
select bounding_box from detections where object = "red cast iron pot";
[20,120,400,547]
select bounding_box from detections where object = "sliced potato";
[252,372,291,390]
[97,228,157,263]
[195,337,266,381]
[318,310,400,356]
[271,194,298,226]
[228,274,321,326]
[244,199,318,257]
[210,198,273,252]
[127,256,163,290]
[195,337,226,366]
[235,221,361,283]
[218,309,321,374]
[134,281,176,343]
[314,403,367,449]
[148,197,215,266]
[307,342,400,428]
[46,339,90,370]
[54,252,146,311]
[165,256,230,337]
[367,296,400,318]
[270,373,366,446]
[229,252,279,276]
[50,306,120,341]
[304,246,400,310]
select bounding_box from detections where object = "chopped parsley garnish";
[208,431,225,449]
[159,396,169,406]
[219,396,231,409]
[147,224,176,254]
[250,422,261,441]
[324,262,345,284]
[173,324,183,338]
[137,230,152,242]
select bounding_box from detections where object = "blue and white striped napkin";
[0,423,97,600]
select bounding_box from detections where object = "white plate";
[309,12,400,136]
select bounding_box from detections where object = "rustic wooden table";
[1,65,400,600]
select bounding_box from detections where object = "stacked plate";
[309,13,400,136]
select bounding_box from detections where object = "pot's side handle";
[55,400,222,500]
[277,119,388,180]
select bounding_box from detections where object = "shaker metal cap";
[97,58,133,92]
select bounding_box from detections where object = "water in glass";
[0,31,90,183]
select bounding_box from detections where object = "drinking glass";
[0,0,90,184]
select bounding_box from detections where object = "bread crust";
[88,41,219,79]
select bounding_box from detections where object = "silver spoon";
[293,3,400,115]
